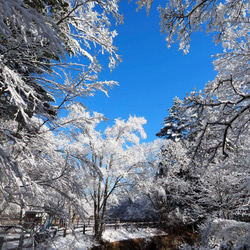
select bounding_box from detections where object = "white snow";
[47,234,97,250]
[102,227,167,242]
[43,227,167,249]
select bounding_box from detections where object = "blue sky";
[83,1,221,142]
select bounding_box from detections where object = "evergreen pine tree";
[156,97,188,141]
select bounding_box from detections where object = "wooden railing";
[0,219,161,249]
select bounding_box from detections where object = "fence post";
[83,224,85,235]
[0,237,4,250]
[17,234,24,250]
[63,227,67,237]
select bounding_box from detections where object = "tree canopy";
[0,0,122,227]
[152,0,250,160]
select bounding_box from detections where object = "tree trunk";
[94,198,100,238]
[94,212,100,238]
[94,179,102,239]
[98,178,109,239]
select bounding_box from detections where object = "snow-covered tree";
[157,141,204,227]
[142,0,250,159]
[135,0,250,236]
[0,0,121,170]
[197,129,250,220]
[182,219,250,249]
[129,139,205,228]
[0,117,88,229]
[200,164,250,220]
[137,0,249,53]
[0,0,121,125]
[156,97,189,141]
[59,105,147,239]
[0,0,122,220]
[110,139,165,222]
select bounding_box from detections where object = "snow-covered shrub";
[182,219,250,249]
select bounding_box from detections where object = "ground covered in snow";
[42,227,167,249]
[3,219,250,249]
[45,234,96,250]
[102,227,167,242]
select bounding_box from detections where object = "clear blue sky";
[83,1,220,142]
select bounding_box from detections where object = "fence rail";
[0,219,161,249]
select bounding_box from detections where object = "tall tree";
[0,0,122,228]
[156,97,189,141]
[60,104,147,239]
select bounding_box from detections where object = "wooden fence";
[0,219,161,249]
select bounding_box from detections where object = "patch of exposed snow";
[102,227,167,242]
[44,234,97,250]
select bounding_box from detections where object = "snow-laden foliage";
[0,0,122,234]
[0,0,121,171]
[122,135,250,229]
[182,219,250,249]
[59,105,147,238]
[0,0,123,229]
[0,0,121,125]
[200,161,250,220]
[0,117,88,224]
[137,0,250,53]
[108,139,166,221]
[156,97,189,141]
[134,0,250,239]
[183,26,250,159]
[124,139,205,227]
[148,0,250,160]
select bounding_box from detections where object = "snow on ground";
[45,234,97,250]
[102,227,167,242]
[1,227,167,249]
[43,227,167,249]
